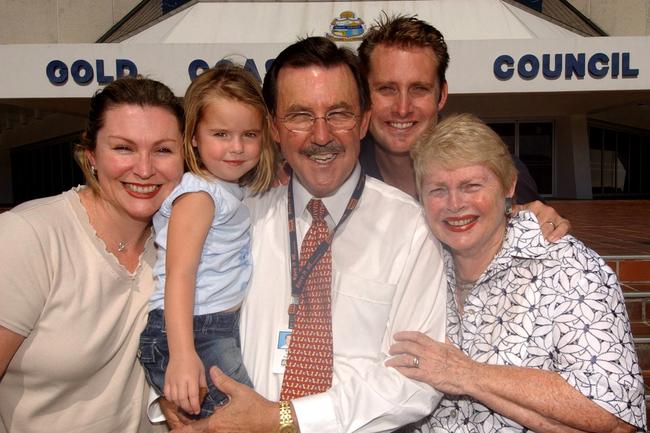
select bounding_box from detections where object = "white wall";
[568,0,650,36]
[0,0,141,43]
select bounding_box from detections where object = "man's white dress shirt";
[241,165,448,433]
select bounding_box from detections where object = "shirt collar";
[501,211,552,261]
[443,211,553,290]
[292,163,361,225]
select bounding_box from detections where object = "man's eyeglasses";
[278,111,358,132]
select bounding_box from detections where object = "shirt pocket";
[332,271,396,358]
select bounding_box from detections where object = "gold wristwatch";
[278,400,297,433]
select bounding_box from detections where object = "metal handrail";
[624,292,650,299]
[602,255,650,260]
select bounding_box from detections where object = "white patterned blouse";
[404,211,646,433]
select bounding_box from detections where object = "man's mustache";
[300,142,344,156]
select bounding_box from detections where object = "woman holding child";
[0,62,276,433]
[0,77,184,433]
[388,114,646,433]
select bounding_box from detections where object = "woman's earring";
[91,165,97,177]
[505,197,513,216]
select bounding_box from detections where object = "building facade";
[0,0,649,204]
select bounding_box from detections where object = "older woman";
[387,113,645,433]
[0,77,184,433]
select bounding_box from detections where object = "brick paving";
[546,200,650,257]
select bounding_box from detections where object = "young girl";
[138,64,276,420]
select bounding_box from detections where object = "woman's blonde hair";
[183,64,277,194]
[411,113,517,197]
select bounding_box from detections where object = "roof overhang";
[115,0,582,43]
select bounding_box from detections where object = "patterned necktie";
[280,199,333,400]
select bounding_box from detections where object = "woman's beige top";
[0,187,165,433]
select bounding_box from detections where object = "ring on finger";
[412,356,420,368]
[543,220,556,229]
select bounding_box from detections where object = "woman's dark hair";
[74,76,184,192]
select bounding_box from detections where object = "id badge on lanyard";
[272,329,292,374]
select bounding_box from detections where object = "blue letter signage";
[493,52,639,81]
[46,59,138,86]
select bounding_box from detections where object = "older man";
[357,15,569,239]
[174,37,447,433]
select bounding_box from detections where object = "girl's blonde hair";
[184,64,277,193]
